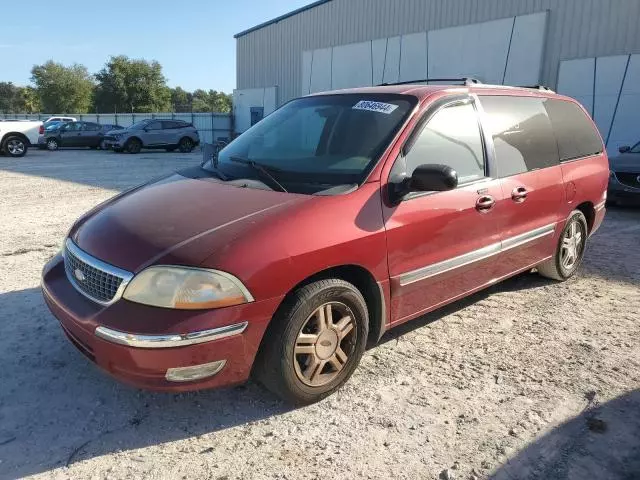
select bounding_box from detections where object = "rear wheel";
[46,138,59,151]
[4,136,28,157]
[253,279,368,405]
[178,137,194,153]
[125,138,142,154]
[537,210,588,281]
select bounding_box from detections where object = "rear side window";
[543,99,603,161]
[401,101,485,183]
[479,96,559,177]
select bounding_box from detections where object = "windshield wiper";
[229,156,288,193]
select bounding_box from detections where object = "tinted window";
[543,99,603,161]
[83,123,100,131]
[401,102,485,183]
[63,122,81,132]
[162,120,182,129]
[479,96,559,177]
[146,121,162,130]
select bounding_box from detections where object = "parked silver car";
[103,119,200,154]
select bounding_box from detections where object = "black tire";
[46,138,59,151]
[125,138,142,154]
[537,210,588,281]
[165,147,177,152]
[253,279,369,405]
[3,135,28,157]
[178,137,194,153]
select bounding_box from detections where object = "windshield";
[128,120,150,130]
[206,94,416,194]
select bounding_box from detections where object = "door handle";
[476,195,495,212]
[511,186,528,202]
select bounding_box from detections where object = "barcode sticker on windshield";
[352,101,399,114]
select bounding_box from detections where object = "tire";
[46,138,59,151]
[178,137,194,153]
[3,136,28,157]
[253,279,369,405]
[537,210,588,281]
[125,138,142,154]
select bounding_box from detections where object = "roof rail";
[518,84,556,93]
[378,77,482,87]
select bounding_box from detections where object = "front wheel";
[537,210,588,281]
[253,279,369,405]
[4,136,28,157]
[125,138,142,154]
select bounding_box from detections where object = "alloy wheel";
[47,140,58,151]
[293,302,356,387]
[7,139,25,155]
[560,219,585,270]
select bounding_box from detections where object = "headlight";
[123,266,253,310]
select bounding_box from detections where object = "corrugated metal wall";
[236,0,640,105]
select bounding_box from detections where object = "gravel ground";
[0,149,639,480]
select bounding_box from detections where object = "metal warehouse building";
[233,0,640,151]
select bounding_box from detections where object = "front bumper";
[609,176,640,204]
[41,254,280,391]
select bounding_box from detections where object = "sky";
[0,0,311,93]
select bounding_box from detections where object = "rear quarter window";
[478,95,559,177]
[543,99,603,161]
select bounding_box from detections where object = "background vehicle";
[44,116,76,123]
[38,121,123,151]
[608,141,640,205]
[103,119,200,153]
[0,119,42,157]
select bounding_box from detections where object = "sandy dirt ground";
[0,149,639,480]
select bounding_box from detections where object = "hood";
[609,153,640,172]
[70,171,306,272]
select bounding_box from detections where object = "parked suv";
[38,122,123,150]
[102,119,200,153]
[41,83,608,404]
[608,141,640,205]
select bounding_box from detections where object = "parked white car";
[0,120,42,157]
[44,116,76,123]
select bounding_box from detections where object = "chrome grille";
[64,240,132,305]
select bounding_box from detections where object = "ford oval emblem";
[74,268,86,282]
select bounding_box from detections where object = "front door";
[59,122,83,147]
[383,96,502,325]
[477,95,564,275]
[140,120,164,146]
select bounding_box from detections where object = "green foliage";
[94,56,171,113]
[30,61,94,113]
[0,57,231,115]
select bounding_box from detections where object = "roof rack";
[518,85,555,93]
[378,77,482,87]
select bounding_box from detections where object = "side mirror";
[410,164,458,192]
[390,164,458,203]
[619,145,631,154]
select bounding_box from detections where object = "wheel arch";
[574,201,595,233]
[125,135,142,144]
[269,264,386,347]
[1,132,31,148]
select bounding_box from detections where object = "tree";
[94,56,171,113]
[170,87,193,112]
[30,61,94,113]
[0,82,22,113]
[18,86,41,113]
[190,89,232,113]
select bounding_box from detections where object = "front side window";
[146,121,162,130]
[63,122,81,132]
[479,96,559,177]
[129,120,151,130]
[398,101,485,184]
[208,94,417,194]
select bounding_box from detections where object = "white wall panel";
[332,41,373,89]
[593,55,628,142]
[302,50,313,95]
[382,36,401,85]
[503,12,548,85]
[428,17,512,83]
[309,48,333,93]
[399,32,427,82]
[608,54,640,150]
[371,39,387,85]
[233,87,278,133]
[557,58,595,115]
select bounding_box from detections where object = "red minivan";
[42,82,608,404]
